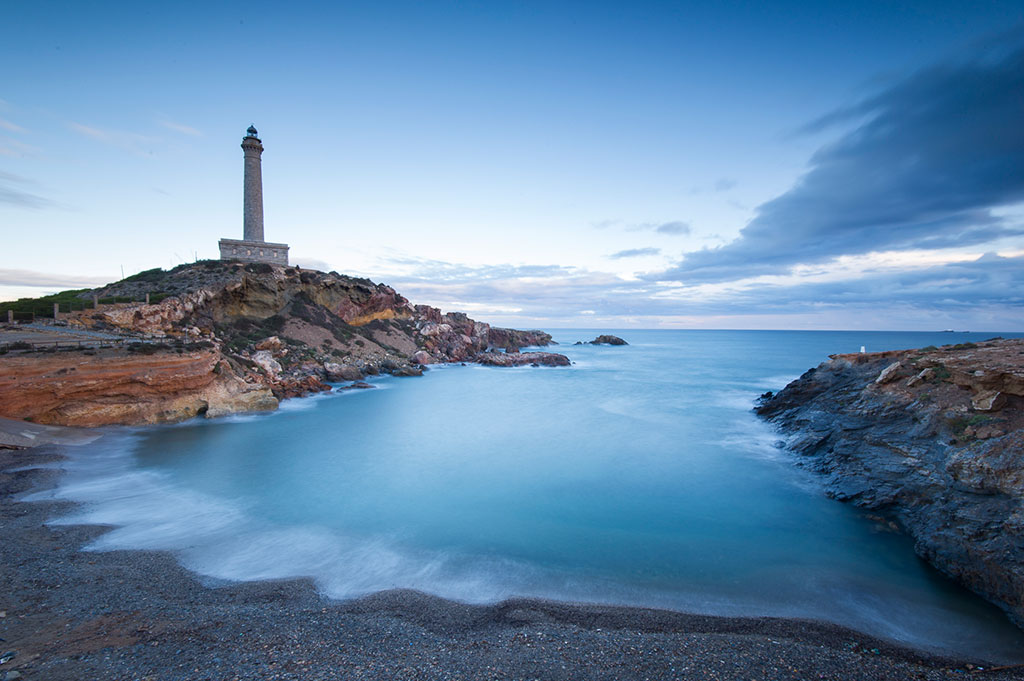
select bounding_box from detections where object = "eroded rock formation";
[0,261,567,426]
[757,337,1024,626]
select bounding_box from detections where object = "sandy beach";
[3,445,1022,681]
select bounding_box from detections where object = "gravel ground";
[2,446,1022,681]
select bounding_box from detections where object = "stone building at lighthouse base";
[218,238,289,265]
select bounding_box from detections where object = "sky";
[2,0,1023,330]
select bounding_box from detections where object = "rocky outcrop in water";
[590,335,628,345]
[574,335,628,345]
[757,338,1024,626]
[0,261,566,426]
[475,351,572,367]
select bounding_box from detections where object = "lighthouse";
[219,125,289,265]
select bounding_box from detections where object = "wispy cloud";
[621,221,691,235]
[69,122,157,156]
[0,268,110,289]
[0,171,57,209]
[0,136,40,158]
[592,219,691,235]
[655,40,1024,284]
[379,255,576,283]
[607,247,661,259]
[689,178,738,195]
[159,120,202,136]
[0,117,26,133]
[652,221,690,235]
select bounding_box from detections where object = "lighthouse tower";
[219,126,289,265]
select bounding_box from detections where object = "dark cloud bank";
[386,252,1022,321]
[655,41,1024,284]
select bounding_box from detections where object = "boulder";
[874,361,903,384]
[906,368,935,387]
[251,350,282,376]
[270,374,331,399]
[339,381,375,390]
[323,362,363,382]
[972,390,1007,412]
[392,364,424,377]
[255,336,283,352]
[412,350,433,365]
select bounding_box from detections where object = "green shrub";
[260,315,286,333]
[122,267,166,283]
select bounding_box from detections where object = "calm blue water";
[35,330,1024,661]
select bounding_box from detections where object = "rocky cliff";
[0,347,278,426]
[756,337,1024,626]
[0,261,565,427]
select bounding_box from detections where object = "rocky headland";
[0,261,567,427]
[757,337,1024,627]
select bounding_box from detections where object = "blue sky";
[2,0,1023,329]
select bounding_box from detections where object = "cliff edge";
[757,337,1024,626]
[0,261,564,427]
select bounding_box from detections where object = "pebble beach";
[4,446,1023,681]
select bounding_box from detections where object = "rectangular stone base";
[219,238,289,265]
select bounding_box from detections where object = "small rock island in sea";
[757,338,1024,628]
[574,334,628,345]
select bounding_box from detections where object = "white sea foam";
[709,388,759,411]
[752,374,800,390]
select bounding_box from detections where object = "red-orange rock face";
[0,348,277,427]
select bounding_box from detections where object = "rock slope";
[0,261,566,426]
[757,337,1024,626]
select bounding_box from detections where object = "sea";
[26,330,1024,661]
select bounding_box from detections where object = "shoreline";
[4,445,1024,680]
